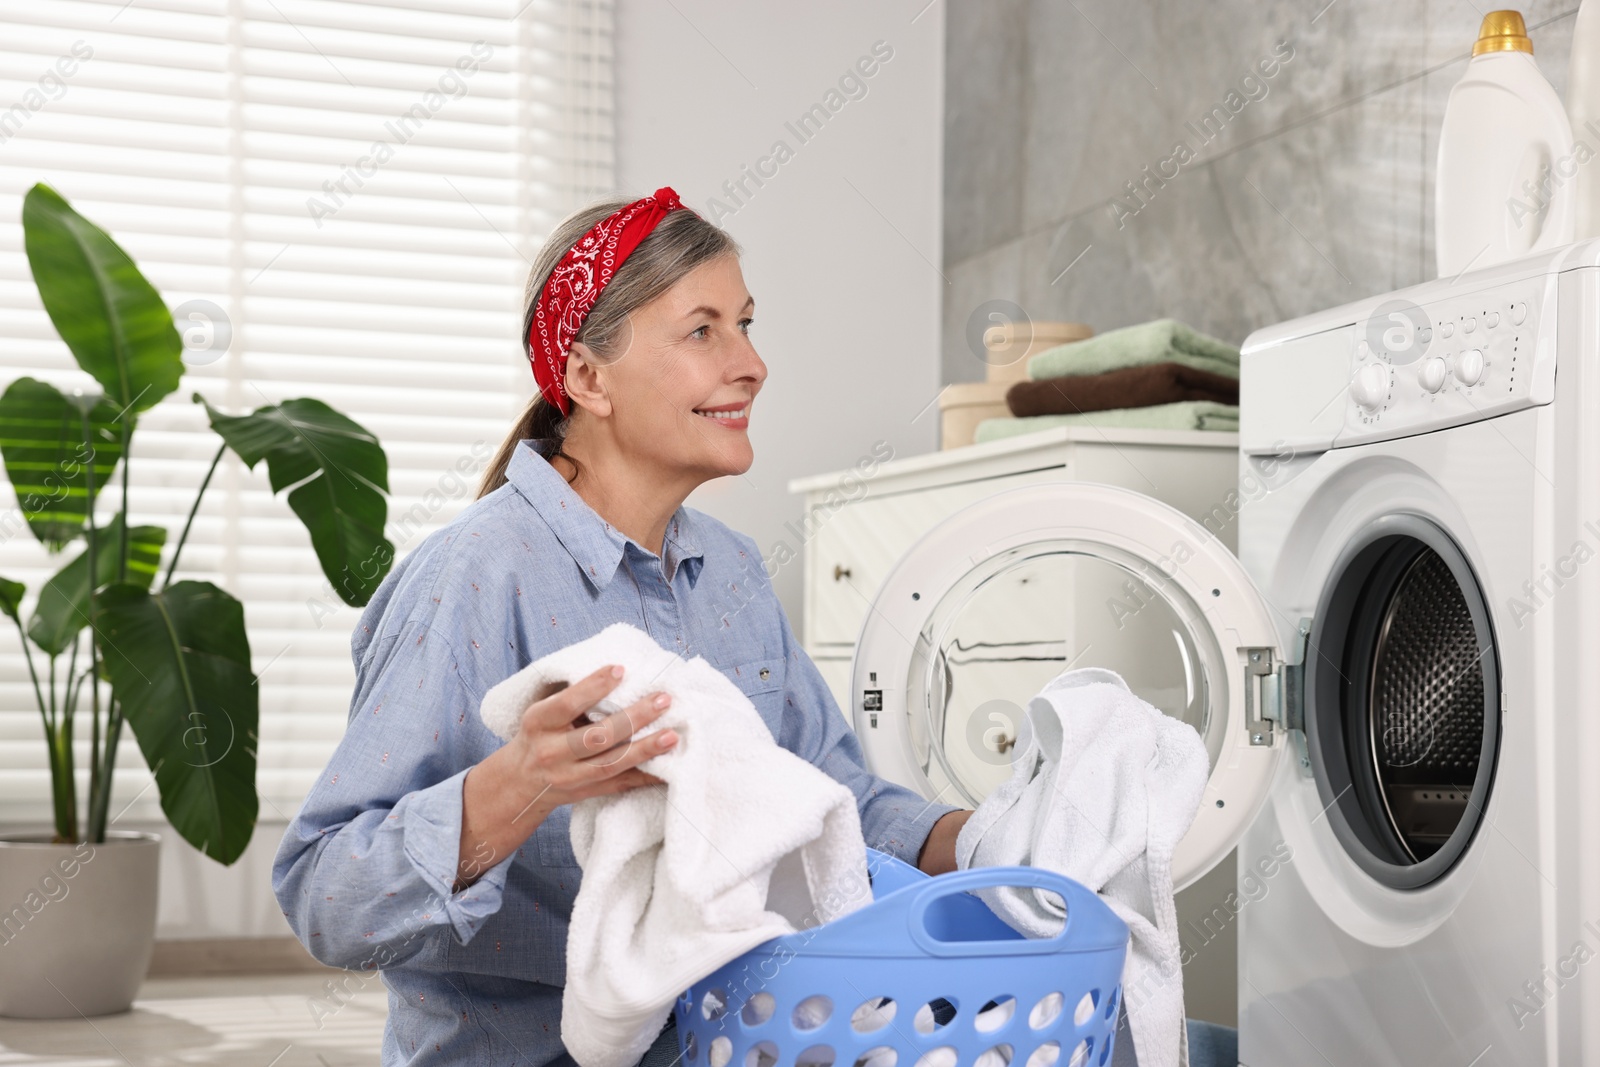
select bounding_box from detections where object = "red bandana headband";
[527,186,693,416]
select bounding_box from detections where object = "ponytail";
[476,394,576,497]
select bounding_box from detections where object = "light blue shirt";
[272,437,962,1066]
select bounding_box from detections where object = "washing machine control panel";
[1339,279,1555,445]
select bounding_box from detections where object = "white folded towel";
[478,622,872,1067]
[953,667,1209,1067]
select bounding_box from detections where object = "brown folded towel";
[1005,360,1240,418]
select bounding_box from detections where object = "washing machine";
[851,239,1600,1064]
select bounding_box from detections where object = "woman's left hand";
[916,809,974,876]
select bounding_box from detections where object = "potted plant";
[0,183,394,1018]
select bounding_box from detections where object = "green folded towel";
[1027,319,1240,381]
[973,401,1240,442]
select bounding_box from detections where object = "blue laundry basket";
[672,848,1129,1067]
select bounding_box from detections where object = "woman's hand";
[455,664,677,890]
[916,809,975,876]
[508,663,678,809]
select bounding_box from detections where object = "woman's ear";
[562,340,614,417]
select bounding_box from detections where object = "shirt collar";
[506,438,705,591]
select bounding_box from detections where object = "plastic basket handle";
[906,865,1101,958]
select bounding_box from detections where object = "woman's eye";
[739,318,753,333]
[691,324,710,339]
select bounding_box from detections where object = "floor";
[0,975,388,1066]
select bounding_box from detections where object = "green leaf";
[195,393,391,606]
[29,516,167,656]
[0,377,127,551]
[22,183,183,416]
[0,577,25,623]
[92,580,257,865]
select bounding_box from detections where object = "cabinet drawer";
[807,466,1067,645]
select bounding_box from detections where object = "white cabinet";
[789,426,1243,711]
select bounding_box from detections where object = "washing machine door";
[850,480,1287,890]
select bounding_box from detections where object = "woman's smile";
[692,400,750,428]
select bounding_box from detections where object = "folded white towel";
[953,667,1209,1067]
[478,622,872,1067]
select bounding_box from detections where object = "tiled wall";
[941,0,1580,384]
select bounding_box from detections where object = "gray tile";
[1015,161,1286,346]
[944,0,1030,263]
[1422,0,1489,66]
[1019,0,1416,231]
[1116,0,1307,152]
[1019,0,1158,228]
[947,0,1589,373]
[943,237,1027,384]
[1020,0,1244,228]
[1212,68,1432,315]
[1016,206,1159,336]
[1228,0,1427,141]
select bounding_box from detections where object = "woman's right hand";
[456,664,676,890]
[508,663,677,811]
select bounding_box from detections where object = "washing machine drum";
[850,482,1288,892]
[1305,514,1501,889]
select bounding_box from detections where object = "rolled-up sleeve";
[771,598,963,868]
[271,615,515,970]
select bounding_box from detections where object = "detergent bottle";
[1435,10,1576,277]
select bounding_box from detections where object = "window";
[0,0,614,823]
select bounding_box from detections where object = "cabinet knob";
[833,564,852,582]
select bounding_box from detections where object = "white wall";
[120,820,295,941]
[616,0,948,625]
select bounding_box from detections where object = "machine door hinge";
[1245,618,1310,747]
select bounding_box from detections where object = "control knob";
[1455,348,1485,386]
[1352,363,1390,409]
[1419,357,1447,393]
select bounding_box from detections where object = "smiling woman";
[477,193,754,505]
[271,190,971,1067]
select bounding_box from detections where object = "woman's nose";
[732,335,766,385]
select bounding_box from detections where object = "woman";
[272,187,972,1066]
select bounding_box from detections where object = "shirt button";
[759,668,770,680]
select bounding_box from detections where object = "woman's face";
[580,253,765,479]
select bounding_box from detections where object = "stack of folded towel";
[974,319,1240,443]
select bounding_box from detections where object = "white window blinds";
[0,0,614,824]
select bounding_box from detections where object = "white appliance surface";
[832,237,1600,1064]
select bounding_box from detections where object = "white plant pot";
[0,829,160,1018]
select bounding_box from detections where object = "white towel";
[478,622,872,1067]
[953,667,1209,1067]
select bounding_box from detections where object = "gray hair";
[476,196,741,498]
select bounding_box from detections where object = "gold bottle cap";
[1473,10,1533,55]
